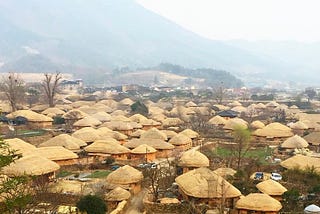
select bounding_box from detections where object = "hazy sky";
[137,0,320,42]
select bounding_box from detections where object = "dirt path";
[124,189,147,214]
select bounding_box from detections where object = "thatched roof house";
[91,112,112,122]
[62,109,88,120]
[131,144,157,161]
[223,118,248,130]
[303,132,320,146]
[3,155,60,176]
[236,193,282,213]
[72,127,101,143]
[41,107,65,117]
[169,133,192,150]
[256,179,287,200]
[280,135,309,149]
[253,122,293,139]
[129,114,148,123]
[179,150,209,173]
[207,115,227,126]
[250,120,265,129]
[180,129,199,139]
[141,127,167,141]
[162,117,184,127]
[161,130,177,139]
[280,155,320,173]
[105,187,131,209]
[7,110,53,128]
[130,129,146,138]
[73,116,102,128]
[39,134,87,152]
[3,138,36,155]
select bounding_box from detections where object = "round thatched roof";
[162,117,184,127]
[236,193,282,211]
[125,139,174,150]
[41,107,65,116]
[72,127,101,143]
[3,138,36,155]
[140,119,161,127]
[71,101,95,108]
[31,104,49,112]
[256,179,287,196]
[169,133,192,146]
[179,150,209,167]
[84,140,130,154]
[266,101,279,108]
[208,115,227,125]
[280,155,320,173]
[228,101,242,107]
[7,110,53,122]
[62,109,88,120]
[255,103,266,109]
[289,121,309,130]
[175,168,241,199]
[131,144,157,154]
[185,101,198,108]
[253,122,293,138]
[105,187,131,201]
[281,135,309,149]
[39,134,86,151]
[24,146,78,161]
[304,132,320,146]
[213,168,237,177]
[119,98,134,106]
[212,104,229,111]
[98,99,118,109]
[250,120,265,129]
[97,127,128,141]
[223,118,248,130]
[106,165,143,185]
[150,113,167,122]
[91,112,112,122]
[231,106,247,113]
[161,130,177,139]
[149,106,165,115]
[180,129,199,139]
[141,128,167,141]
[103,121,134,131]
[129,114,148,123]
[130,129,146,138]
[3,155,60,176]
[73,116,102,127]
[110,110,127,117]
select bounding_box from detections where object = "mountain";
[0,0,318,86]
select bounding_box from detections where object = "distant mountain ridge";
[0,0,318,86]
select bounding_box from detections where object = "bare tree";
[0,73,25,112]
[42,72,62,107]
[213,82,226,104]
[231,126,251,171]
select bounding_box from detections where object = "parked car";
[254,172,264,180]
[137,162,158,169]
[271,172,282,181]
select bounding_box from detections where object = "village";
[0,72,320,214]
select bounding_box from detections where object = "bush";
[76,195,107,214]
[53,116,65,125]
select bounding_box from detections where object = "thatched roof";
[31,104,49,112]
[256,179,287,196]
[41,107,65,116]
[236,193,282,211]
[7,110,53,122]
[62,109,88,120]
[131,144,157,154]
[228,101,242,107]
[140,119,161,126]
[119,98,134,106]
[73,116,102,127]
[91,112,112,122]
[3,155,60,176]
[281,135,309,149]
[103,121,134,131]
[141,128,167,141]
[255,103,266,109]
[212,104,229,111]
[223,118,248,130]
[250,120,265,129]
[110,110,127,117]
[208,115,227,125]
[71,101,95,108]
[72,127,101,143]
[231,106,247,113]
[84,140,130,154]
[150,113,167,122]
[162,117,184,127]
[76,105,99,115]
[24,146,78,161]
[39,134,86,151]
[125,139,174,150]
[97,127,128,140]
[149,106,165,115]
[169,133,192,145]
[304,132,320,146]
[106,165,143,184]
[129,114,148,123]
[98,99,118,109]
[161,130,177,139]
[179,150,209,167]
[180,129,199,139]
[3,138,36,155]
[280,155,320,172]
[213,168,237,177]
[253,122,293,138]
[185,101,198,108]
[289,121,309,130]
[130,129,146,138]
[266,101,280,108]
[175,168,241,198]
[105,187,131,201]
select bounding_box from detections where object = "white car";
[271,172,282,181]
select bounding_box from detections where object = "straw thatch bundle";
[141,128,167,141]
[3,155,60,176]
[3,138,36,155]
[208,115,227,126]
[24,146,78,161]
[124,139,174,150]
[179,150,209,167]
[250,120,265,129]
[131,144,156,154]
[169,133,192,146]
[72,127,101,142]
[7,110,53,122]
[175,168,241,198]
[62,109,88,120]
[281,135,309,149]
[91,112,112,122]
[280,155,320,172]
[105,187,131,201]
[130,129,146,138]
[213,168,237,177]
[256,179,287,196]
[73,116,102,127]
[180,129,199,139]
[41,107,65,117]
[236,193,282,211]
[85,140,130,154]
[106,165,143,185]
[162,117,184,127]
[39,134,87,151]
[253,122,293,138]
[223,118,248,130]
[129,114,148,123]
[304,132,320,145]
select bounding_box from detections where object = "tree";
[0,73,25,112]
[213,82,226,104]
[26,86,41,108]
[231,126,251,171]
[42,72,62,107]
[131,100,148,116]
[305,87,317,102]
[76,195,107,214]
